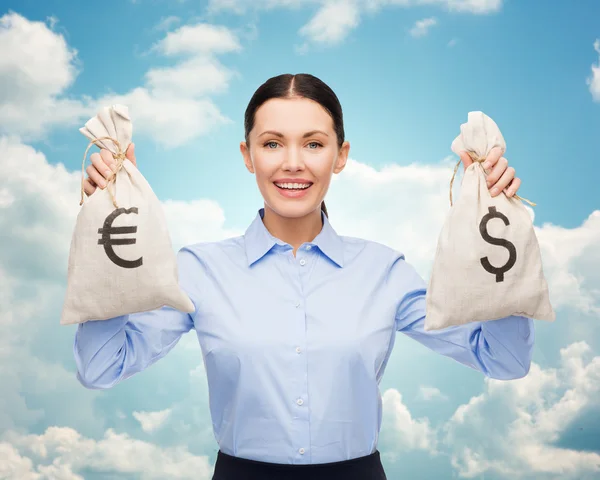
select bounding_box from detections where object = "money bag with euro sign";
[424,111,555,331]
[60,104,194,325]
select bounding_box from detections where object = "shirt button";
[306,245,312,250]
[294,302,300,308]
[299,448,305,454]
[299,258,306,266]
[296,398,304,405]
[295,347,301,353]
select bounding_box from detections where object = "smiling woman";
[74,73,535,480]
[240,74,350,224]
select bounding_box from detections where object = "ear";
[240,141,254,174]
[333,141,350,174]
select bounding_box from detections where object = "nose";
[281,148,305,172]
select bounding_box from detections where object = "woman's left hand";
[459,146,521,198]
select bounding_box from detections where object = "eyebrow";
[258,130,329,138]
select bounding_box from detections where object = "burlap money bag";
[60,104,194,325]
[424,111,555,331]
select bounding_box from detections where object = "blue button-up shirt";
[73,207,534,465]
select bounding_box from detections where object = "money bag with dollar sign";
[60,104,194,325]
[424,111,555,331]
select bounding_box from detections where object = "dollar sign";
[479,206,517,282]
[97,207,143,269]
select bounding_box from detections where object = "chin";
[266,198,321,219]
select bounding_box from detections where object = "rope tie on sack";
[80,136,127,208]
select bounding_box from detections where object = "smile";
[273,182,313,198]
[274,182,312,190]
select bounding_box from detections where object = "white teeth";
[275,182,311,190]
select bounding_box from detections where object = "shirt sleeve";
[392,255,535,380]
[73,246,199,390]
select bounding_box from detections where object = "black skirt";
[212,449,387,480]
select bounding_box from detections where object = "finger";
[91,152,115,181]
[86,164,108,189]
[459,151,473,170]
[99,149,117,173]
[83,177,97,196]
[482,146,504,170]
[490,166,515,196]
[485,156,509,188]
[505,176,521,197]
[125,143,136,167]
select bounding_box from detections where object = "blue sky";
[1,0,599,479]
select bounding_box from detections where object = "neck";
[262,206,323,256]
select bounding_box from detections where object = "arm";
[393,257,534,380]
[73,247,199,389]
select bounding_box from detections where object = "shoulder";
[339,234,406,265]
[340,235,423,286]
[178,235,246,266]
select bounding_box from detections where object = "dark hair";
[244,73,345,218]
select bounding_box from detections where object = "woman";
[76,73,533,480]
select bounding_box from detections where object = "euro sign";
[479,206,517,282]
[97,207,143,269]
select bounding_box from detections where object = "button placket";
[288,248,310,460]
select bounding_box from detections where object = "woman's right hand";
[83,143,136,196]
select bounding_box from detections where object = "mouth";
[273,181,314,198]
[273,181,314,192]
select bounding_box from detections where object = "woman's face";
[240,97,349,219]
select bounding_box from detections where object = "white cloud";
[409,17,438,37]
[0,12,91,139]
[587,40,600,102]
[208,0,319,14]
[444,342,600,478]
[0,136,81,283]
[448,37,458,47]
[438,0,502,13]
[96,23,242,147]
[0,443,41,480]
[379,388,438,462]
[378,343,600,478]
[418,385,449,401]
[211,0,502,15]
[368,0,502,14]
[154,23,242,56]
[328,157,454,274]
[145,57,233,98]
[154,16,181,32]
[1,427,213,480]
[298,1,361,45]
[208,0,502,50]
[535,211,600,315]
[2,13,241,147]
[97,88,232,148]
[133,409,173,433]
[163,199,242,251]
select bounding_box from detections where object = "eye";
[264,141,279,149]
[307,142,323,149]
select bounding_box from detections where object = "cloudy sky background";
[1,0,599,478]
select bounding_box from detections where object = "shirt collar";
[244,207,344,268]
